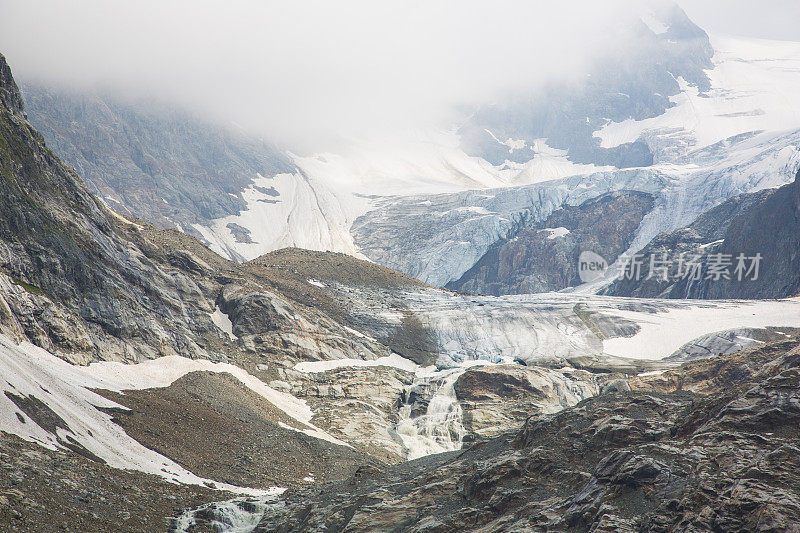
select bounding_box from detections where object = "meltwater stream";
[174,495,285,533]
[396,368,467,460]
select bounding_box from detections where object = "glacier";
[188,36,800,292]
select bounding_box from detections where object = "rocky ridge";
[447,191,653,295]
[606,168,800,299]
[229,339,800,532]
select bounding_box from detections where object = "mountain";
[3,26,800,531]
[446,190,654,295]
[188,339,800,532]
[21,3,800,294]
[459,1,713,169]
[604,168,800,299]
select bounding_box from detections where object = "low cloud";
[2,0,694,149]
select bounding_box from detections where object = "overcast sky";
[1,1,798,148]
[680,0,800,42]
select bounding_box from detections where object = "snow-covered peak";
[595,35,800,161]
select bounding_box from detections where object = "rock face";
[447,191,653,295]
[0,53,210,362]
[0,55,24,118]
[706,168,800,298]
[293,365,415,463]
[352,169,671,287]
[21,83,291,236]
[248,340,800,532]
[606,168,800,299]
[454,365,600,439]
[795,165,800,211]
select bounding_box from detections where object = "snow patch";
[542,227,570,239]
[601,298,800,360]
[641,11,669,35]
[193,172,371,262]
[0,335,279,494]
[293,353,422,374]
[210,307,237,340]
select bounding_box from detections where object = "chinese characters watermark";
[578,251,763,283]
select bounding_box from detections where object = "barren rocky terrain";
[236,340,800,532]
[1,17,800,531]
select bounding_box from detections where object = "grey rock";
[606,167,800,299]
[21,83,292,241]
[447,191,653,295]
[251,340,800,532]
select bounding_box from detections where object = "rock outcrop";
[606,168,800,299]
[245,339,800,532]
[448,191,653,295]
[454,364,600,439]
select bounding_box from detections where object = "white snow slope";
[596,35,800,157]
[0,334,351,493]
[193,131,610,262]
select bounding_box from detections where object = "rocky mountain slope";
[191,339,800,532]
[447,191,653,295]
[0,51,391,503]
[21,83,291,242]
[1,68,382,372]
[605,168,800,299]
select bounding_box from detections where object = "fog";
[0,0,796,149]
[681,0,800,42]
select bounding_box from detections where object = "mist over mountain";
[1,0,704,149]
[0,2,799,532]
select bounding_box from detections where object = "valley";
[1,2,799,531]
